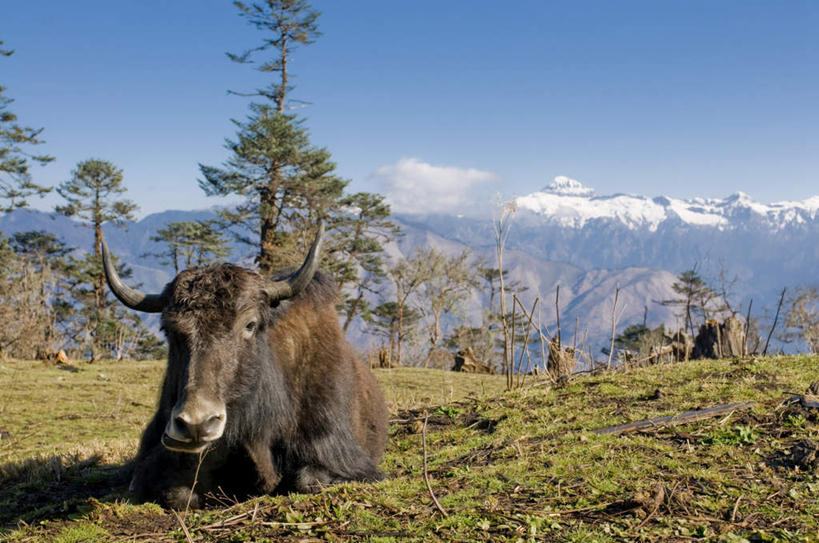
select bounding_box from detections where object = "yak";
[101,224,388,509]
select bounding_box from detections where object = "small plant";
[704,425,758,446]
[784,413,807,429]
[433,405,463,418]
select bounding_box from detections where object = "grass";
[1,355,817,542]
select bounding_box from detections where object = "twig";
[259,520,328,528]
[173,511,195,543]
[607,284,620,369]
[743,299,752,357]
[545,501,615,516]
[185,447,209,518]
[730,494,743,523]
[763,287,786,355]
[422,413,447,517]
[512,295,539,388]
[593,401,756,435]
[633,485,665,531]
[555,285,561,346]
[201,510,255,530]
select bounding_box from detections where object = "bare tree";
[414,248,479,367]
[494,200,516,387]
[387,254,432,366]
[784,287,819,353]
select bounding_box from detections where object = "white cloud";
[372,158,499,216]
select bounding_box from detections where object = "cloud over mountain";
[372,158,498,216]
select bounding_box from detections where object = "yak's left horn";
[101,235,165,313]
[265,222,324,302]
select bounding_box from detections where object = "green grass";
[1,355,818,542]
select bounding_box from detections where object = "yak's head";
[101,224,324,453]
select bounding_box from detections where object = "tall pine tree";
[199,0,342,273]
[56,159,139,359]
[0,40,53,212]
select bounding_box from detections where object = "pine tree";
[199,107,346,271]
[56,159,138,359]
[200,0,338,273]
[201,0,399,321]
[328,192,401,331]
[660,267,716,338]
[147,220,231,274]
[0,41,53,212]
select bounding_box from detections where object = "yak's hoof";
[294,466,335,493]
[162,486,202,510]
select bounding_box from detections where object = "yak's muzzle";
[162,399,226,453]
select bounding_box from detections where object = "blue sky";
[2,0,818,216]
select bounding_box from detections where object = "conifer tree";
[660,267,716,337]
[328,192,400,331]
[56,159,138,359]
[147,220,230,274]
[0,40,53,212]
[199,0,339,273]
[201,1,399,345]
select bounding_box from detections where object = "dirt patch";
[432,444,498,476]
[767,439,819,473]
[460,411,505,434]
[0,458,128,529]
[391,403,503,437]
[99,507,177,539]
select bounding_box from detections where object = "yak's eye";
[245,321,257,333]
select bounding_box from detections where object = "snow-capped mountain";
[395,177,819,354]
[515,176,819,231]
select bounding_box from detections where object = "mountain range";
[3,177,816,356]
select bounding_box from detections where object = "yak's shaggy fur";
[127,265,388,509]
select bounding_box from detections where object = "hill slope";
[2,355,817,541]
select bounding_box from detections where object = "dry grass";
[1,355,817,542]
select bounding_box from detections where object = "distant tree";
[365,301,421,365]
[604,323,669,362]
[472,263,527,367]
[413,248,479,367]
[0,41,53,212]
[147,220,231,274]
[327,192,401,331]
[784,286,819,354]
[386,254,434,366]
[11,231,71,352]
[56,159,137,320]
[659,267,716,337]
[56,159,138,359]
[0,232,74,358]
[612,323,651,352]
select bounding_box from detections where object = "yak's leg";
[244,441,281,492]
[130,445,222,509]
[292,432,383,493]
[294,465,333,493]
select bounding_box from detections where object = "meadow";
[1,355,817,542]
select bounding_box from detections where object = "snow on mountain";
[515,177,819,231]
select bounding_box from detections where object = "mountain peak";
[544,176,596,197]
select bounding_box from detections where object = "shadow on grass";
[0,453,132,533]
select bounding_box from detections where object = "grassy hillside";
[1,356,817,542]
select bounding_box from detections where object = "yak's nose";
[163,401,227,452]
[171,413,224,442]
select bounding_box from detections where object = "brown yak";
[102,224,388,509]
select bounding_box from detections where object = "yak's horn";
[101,236,165,313]
[265,222,325,302]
